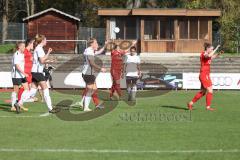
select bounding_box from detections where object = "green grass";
[0,90,240,160]
[0,44,15,54]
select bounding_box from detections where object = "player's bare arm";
[94,40,109,55]
[15,64,29,77]
[39,48,52,64]
[205,45,220,58]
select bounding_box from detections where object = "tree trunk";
[30,0,34,15]
[146,0,157,8]
[134,0,142,8]
[126,0,142,8]
[126,0,133,8]
[26,0,30,16]
[2,0,9,44]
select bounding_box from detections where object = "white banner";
[0,72,127,89]
[183,73,240,90]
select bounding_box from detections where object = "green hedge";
[0,44,15,54]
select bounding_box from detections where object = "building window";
[144,19,158,40]
[179,19,208,40]
[179,20,188,39]
[111,17,137,40]
[116,18,125,39]
[125,18,137,39]
[190,20,198,39]
[160,20,174,39]
[200,20,208,40]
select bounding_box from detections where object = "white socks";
[84,90,93,110]
[132,85,137,100]
[11,92,17,107]
[43,88,53,111]
[18,90,30,105]
[29,88,37,98]
[127,87,131,94]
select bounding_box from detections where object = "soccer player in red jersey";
[17,39,34,103]
[187,43,223,111]
[110,40,137,100]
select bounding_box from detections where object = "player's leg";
[115,79,122,98]
[39,80,54,112]
[110,80,116,99]
[84,83,94,111]
[131,78,137,101]
[28,82,38,101]
[206,86,214,111]
[17,86,24,102]
[17,81,30,111]
[188,87,206,109]
[126,78,133,101]
[11,84,19,111]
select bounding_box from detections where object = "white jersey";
[125,54,141,77]
[11,51,25,78]
[82,47,95,75]
[32,44,45,73]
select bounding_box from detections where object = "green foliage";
[0,44,15,54]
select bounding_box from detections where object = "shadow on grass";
[161,105,188,110]
[0,103,12,112]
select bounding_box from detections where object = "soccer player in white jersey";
[122,46,141,101]
[11,42,30,113]
[29,34,57,115]
[81,38,107,111]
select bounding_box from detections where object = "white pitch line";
[0,115,47,118]
[0,148,239,154]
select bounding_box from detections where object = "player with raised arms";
[188,43,224,111]
[81,38,107,111]
[122,46,141,101]
[109,40,137,100]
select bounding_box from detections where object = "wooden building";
[23,8,80,53]
[98,8,221,53]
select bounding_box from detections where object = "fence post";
[22,23,25,40]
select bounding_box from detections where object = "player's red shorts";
[111,69,121,81]
[199,73,212,89]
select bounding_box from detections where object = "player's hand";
[105,40,110,45]
[24,73,29,78]
[138,71,142,78]
[101,67,107,72]
[219,50,224,55]
[133,40,137,45]
[48,48,53,54]
[121,73,125,79]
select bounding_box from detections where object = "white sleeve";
[37,48,45,58]
[14,53,20,65]
[136,56,141,64]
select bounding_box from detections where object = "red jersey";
[200,51,212,75]
[111,50,125,70]
[23,48,33,74]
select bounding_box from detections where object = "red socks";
[82,88,99,106]
[206,92,213,107]
[115,83,121,97]
[110,82,121,98]
[92,91,99,106]
[192,91,205,103]
[18,86,24,101]
[192,91,213,107]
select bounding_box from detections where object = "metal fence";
[0,22,106,54]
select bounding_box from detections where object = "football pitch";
[0,90,239,160]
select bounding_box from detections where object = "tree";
[2,0,8,44]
